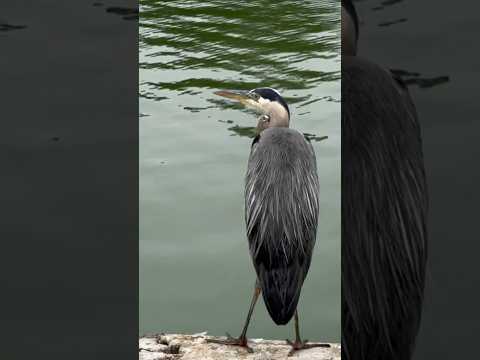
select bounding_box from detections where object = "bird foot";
[286,338,330,357]
[207,333,253,353]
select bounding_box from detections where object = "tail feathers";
[257,263,306,325]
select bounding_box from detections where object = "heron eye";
[249,92,260,100]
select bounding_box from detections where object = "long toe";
[207,335,253,353]
[286,339,330,357]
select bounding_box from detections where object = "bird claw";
[286,339,330,357]
[207,333,253,353]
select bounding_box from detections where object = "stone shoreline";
[139,333,340,360]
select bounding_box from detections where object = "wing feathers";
[245,128,319,324]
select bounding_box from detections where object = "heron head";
[342,0,359,56]
[215,87,290,133]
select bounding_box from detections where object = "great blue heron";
[342,1,428,359]
[208,88,329,356]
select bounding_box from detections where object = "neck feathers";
[342,2,358,55]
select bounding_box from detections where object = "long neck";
[256,101,290,132]
[342,5,358,56]
[269,101,290,128]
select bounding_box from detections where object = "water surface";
[140,0,340,342]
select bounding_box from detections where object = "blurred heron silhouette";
[342,1,428,359]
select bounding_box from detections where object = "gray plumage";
[245,127,319,325]
[210,87,327,354]
[341,3,428,358]
[342,55,428,360]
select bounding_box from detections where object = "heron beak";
[214,90,263,112]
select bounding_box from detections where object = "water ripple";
[140,0,340,112]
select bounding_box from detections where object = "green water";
[140,0,340,342]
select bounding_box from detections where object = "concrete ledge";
[139,333,341,360]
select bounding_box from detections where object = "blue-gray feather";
[245,127,319,325]
[342,56,428,360]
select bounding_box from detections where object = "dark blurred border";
[349,0,480,358]
[0,1,138,359]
